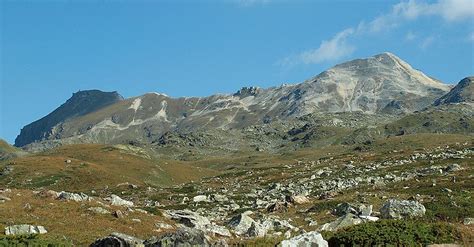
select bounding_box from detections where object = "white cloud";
[278,28,355,66]
[278,0,473,66]
[420,36,435,49]
[299,29,355,64]
[365,0,473,33]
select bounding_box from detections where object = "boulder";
[320,213,363,232]
[109,194,134,207]
[5,224,47,235]
[279,231,328,247]
[205,223,231,237]
[164,210,211,229]
[333,202,372,217]
[463,218,474,225]
[290,195,310,204]
[380,199,426,219]
[91,232,144,247]
[193,195,208,203]
[228,211,265,237]
[209,194,228,202]
[144,228,209,247]
[266,201,289,213]
[58,191,91,202]
[261,217,295,232]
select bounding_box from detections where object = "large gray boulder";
[380,199,426,219]
[279,231,328,247]
[333,202,372,216]
[108,194,134,207]
[227,211,265,237]
[144,228,209,247]
[5,224,47,235]
[320,213,363,232]
[90,232,144,247]
[164,210,211,229]
[58,191,91,202]
[165,210,230,237]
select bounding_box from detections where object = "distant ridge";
[15,53,451,147]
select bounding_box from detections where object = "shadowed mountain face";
[15,90,123,147]
[434,76,473,106]
[15,53,451,147]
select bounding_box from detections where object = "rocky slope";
[15,90,123,147]
[434,76,473,106]
[15,53,450,147]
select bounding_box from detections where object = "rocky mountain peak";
[434,76,474,106]
[233,87,262,98]
[14,90,124,147]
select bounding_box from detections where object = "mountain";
[434,76,473,106]
[15,90,124,147]
[15,52,450,147]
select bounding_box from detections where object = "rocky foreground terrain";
[1,53,473,246]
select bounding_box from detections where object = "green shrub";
[323,220,461,246]
[0,234,72,247]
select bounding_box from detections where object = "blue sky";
[1,0,473,144]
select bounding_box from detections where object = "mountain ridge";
[15,52,451,147]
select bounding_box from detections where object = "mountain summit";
[434,76,473,106]
[15,53,451,147]
[15,90,123,147]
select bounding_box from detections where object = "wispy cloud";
[278,29,355,66]
[278,0,474,66]
[420,36,435,49]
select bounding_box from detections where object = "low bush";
[323,220,461,246]
[0,234,72,247]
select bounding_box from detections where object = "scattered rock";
[444,164,462,172]
[155,222,174,230]
[380,199,426,219]
[144,227,209,247]
[463,218,474,225]
[288,195,310,204]
[266,201,289,213]
[58,191,91,202]
[90,232,144,247]
[205,223,231,237]
[228,211,265,237]
[5,225,47,235]
[0,195,11,203]
[165,210,211,229]
[333,202,373,217]
[320,213,364,232]
[279,231,328,247]
[108,194,134,207]
[114,210,125,218]
[193,195,208,203]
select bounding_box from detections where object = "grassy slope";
[0,144,218,191]
[0,134,472,245]
[0,139,25,160]
[0,189,174,246]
